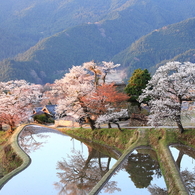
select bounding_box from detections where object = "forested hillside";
[1,0,195,83]
[113,18,195,76]
[0,0,134,60]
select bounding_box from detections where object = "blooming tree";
[41,83,59,105]
[139,61,195,133]
[53,61,128,130]
[0,80,43,131]
[82,83,129,130]
[96,109,129,131]
[81,83,129,116]
[53,65,96,129]
[101,61,120,84]
[83,61,120,86]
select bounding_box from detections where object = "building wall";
[55,120,80,128]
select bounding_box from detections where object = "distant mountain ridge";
[113,17,195,75]
[1,0,195,83]
[0,0,134,60]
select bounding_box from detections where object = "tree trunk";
[113,121,123,132]
[108,122,112,128]
[83,148,96,170]
[176,122,184,133]
[86,116,96,130]
[176,116,184,133]
[176,100,184,133]
[106,157,111,169]
[98,153,111,177]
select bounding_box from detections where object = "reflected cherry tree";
[148,184,168,195]
[54,148,121,195]
[181,169,195,194]
[19,126,49,154]
[153,166,195,195]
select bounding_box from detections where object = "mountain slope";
[0,0,132,60]
[113,17,195,77]
[1,0,195,61]
[2,0,195,83]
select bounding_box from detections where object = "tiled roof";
[33,107,43,113]
[44,105,56,115]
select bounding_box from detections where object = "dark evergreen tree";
[125,150,161,188]
[125,68,151,107]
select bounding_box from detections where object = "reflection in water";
[100,148,167,195]
[170,145,195,194]
[1,126,168,195]
[0,126,119,195]
[125,149,162,188]
[55,148,120,194]
[19,126,49,153]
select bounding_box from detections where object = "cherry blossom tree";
[83,61,102,87]
[82,83,129,130]
[53,65,96,129]
[95,109,129,131]
[83,61,120,86]
[101,61,120,84]
[139,61,195,133]
[53,61,128,130]
[0,80,43,132]
[41,83,58,105]
[81,83,129,118]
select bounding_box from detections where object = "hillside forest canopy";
[1,1,195,83]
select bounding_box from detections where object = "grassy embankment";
[0,127,24,181]
[61,127,195,195]
[60,127,136,152]
[0,131,8,178]
[0,131,21,178]
[60,127,195,152]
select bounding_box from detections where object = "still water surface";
[1,126,119,195]
[1,126,167,194]
[169,145,195,194]
[99,148,167,195]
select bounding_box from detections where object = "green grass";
[0,131,8,169]
[61,127,136,152]
[0,131,8,145]
[0,131,23,177]
[0,131,9,177]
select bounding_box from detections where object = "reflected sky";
[1,126,168,195]
[0,127,89,195]
[0,126,118,195]
[169,145,195,194]
[170,146,195,171]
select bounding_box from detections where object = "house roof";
[43,105,56,115]
[33,107,43,113]
[33,105,57,116]
[31,111,46,117]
